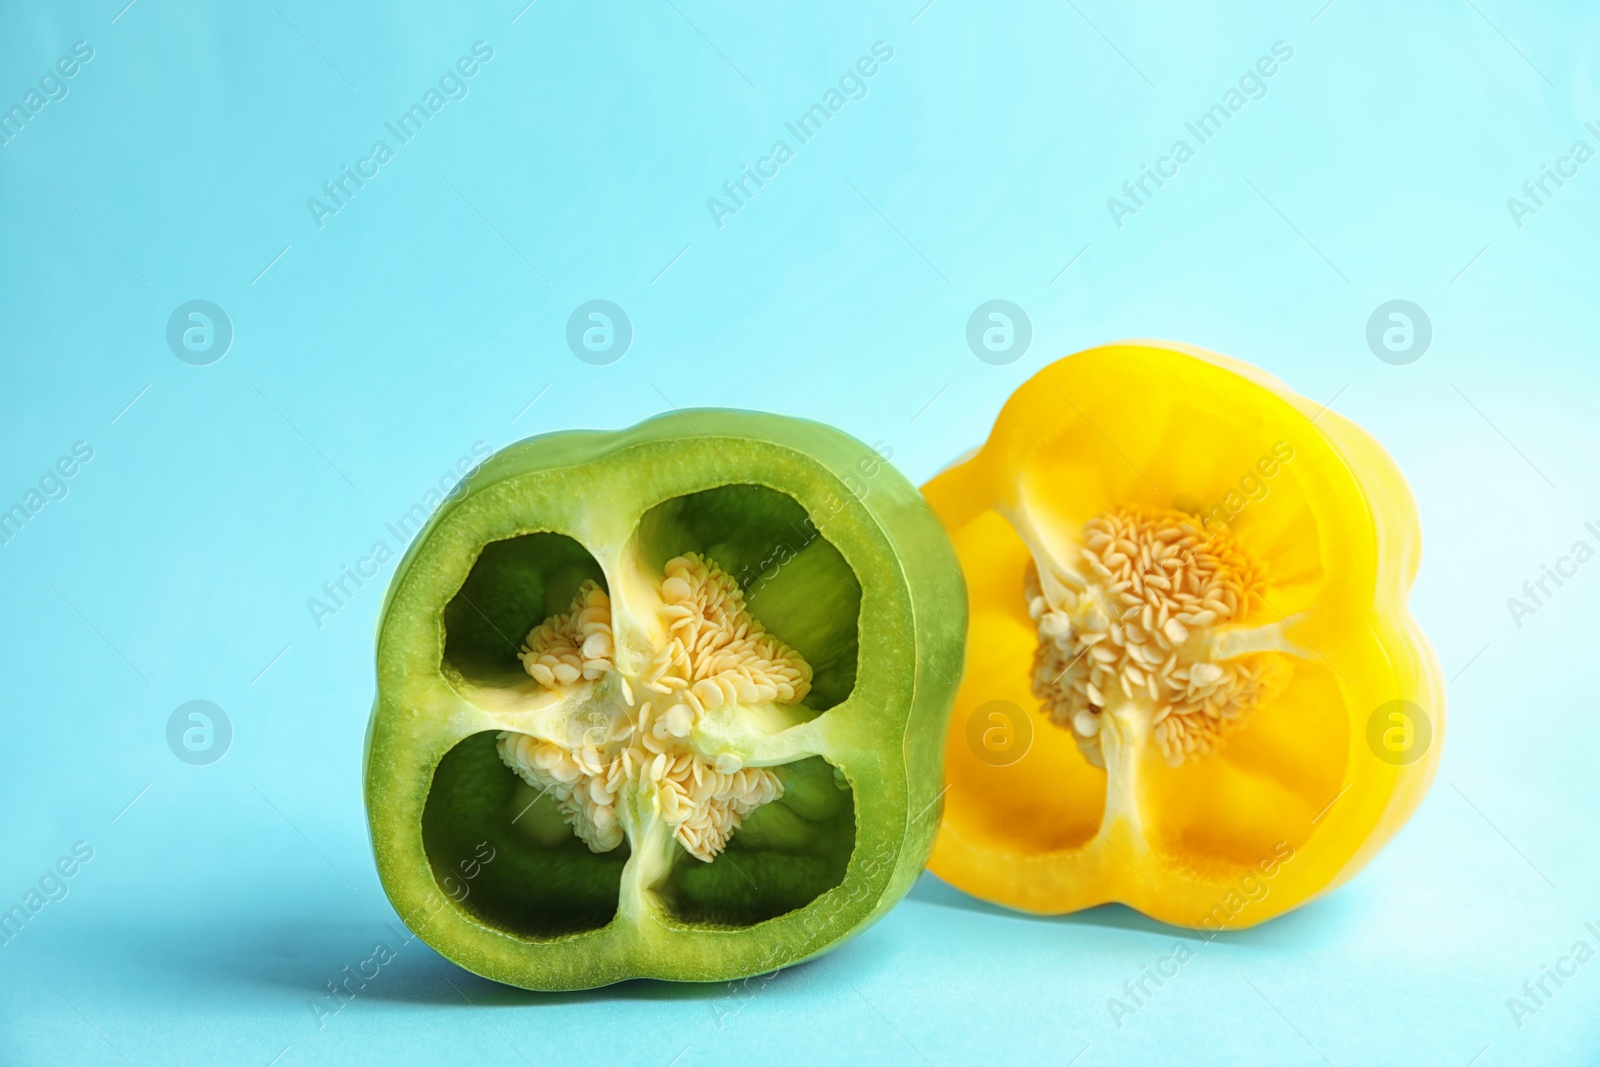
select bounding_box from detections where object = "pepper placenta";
[926,342,1443,927]
[365,410,965,989]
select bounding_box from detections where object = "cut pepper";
[927,342,1443,927]
[365,411,965,989]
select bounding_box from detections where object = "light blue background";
[2,0,1598,1063]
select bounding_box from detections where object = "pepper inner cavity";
[498,552,812,862]
[1027,504,1286,768]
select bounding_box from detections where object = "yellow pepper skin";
[926,342,1443,929]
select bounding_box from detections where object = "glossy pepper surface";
[365,410,965,989]
[926,342,1443,928]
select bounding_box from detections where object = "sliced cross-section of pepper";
[365,410,965,989]
[927,342,1443,928]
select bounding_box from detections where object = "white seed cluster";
[645,553,812,711]
[1027,505,1279,767]
[497,554,807,862]
[498,729,629,852]
[517,580,614,686]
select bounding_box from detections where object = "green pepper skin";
[363,410,966,989]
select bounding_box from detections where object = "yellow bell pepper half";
[926,342,1443,930]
